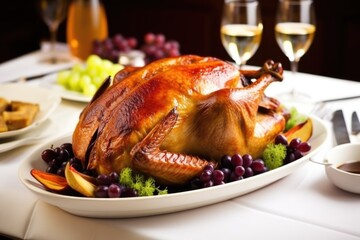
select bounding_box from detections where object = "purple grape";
[275,134,288,145]
[95,185,109,198]
[294,150,304,160]
[251,159,266,173]
[234,165,245,177]
[168,48,180,57]
[203,164,214,173]
[53,147,61,155]
[46,165,57,174]
[297,142,311,152]
[212,170,225,182]
[189,178,202,189]
[56,167,65,177]
[108,184,121,198]
[48,158,59,168]
[127,37,137,48]
[221,155,233,169]
[229,172,243,182]
[121,187,139,197]
[41,148,57,163]
[144,32,156,44]
[242,154,253,167]
[289,138,301,148]
[154,34,165,45]
[108,172,119,183]
[60,143,73,157]
[244,167,254,178]
[103,38,113,51]
[202,180,214,188]
[96,174,110,186]
[58,149,70,162]
[221,168,231,182]
[285,152,296,164]
[112,34,124,46]
[214,181,225,186]
[167,40,180,49]
[200,170,212,182]
[231,154,243,167]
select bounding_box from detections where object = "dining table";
[0,48,360,240]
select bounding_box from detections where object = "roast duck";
[72,55,286,185]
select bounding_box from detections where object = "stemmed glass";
[39,0,69,63]
[275,0,316,101]
[220,0,263,68]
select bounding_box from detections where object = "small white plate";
[19,116,328,218]
[0,119,59,153]
[0,83,61,139]
[39,73,92,103]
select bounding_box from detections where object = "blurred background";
[0,0,359,81]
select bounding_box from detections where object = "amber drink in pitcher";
[66,0,108,60]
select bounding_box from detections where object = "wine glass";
[275,0,316,101]
[220,0,263,68]
[39,0,69,63]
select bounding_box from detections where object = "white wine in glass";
[39,0,69,63]
[221,0,263,68]
[275,0,316,100]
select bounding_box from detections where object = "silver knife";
[351,111,360,135]
[331,109,350,145]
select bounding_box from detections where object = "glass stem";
[290,60,299,96]
[49,25,58,64]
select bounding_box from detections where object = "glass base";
[39,41,74,64]
[39,55,72,64]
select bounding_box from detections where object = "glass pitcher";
[66,0,108,60]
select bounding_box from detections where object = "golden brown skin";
[72,55,285,185]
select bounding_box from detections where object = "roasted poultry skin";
[72,55,285,185]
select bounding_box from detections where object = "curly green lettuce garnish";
[262,143,287,170]
[119,168,168,196]
[285,107,307,131]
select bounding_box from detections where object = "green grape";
[68,72,81,91]
[79,74,92,90]
[72,63,85,74]
[92,76,104,88]
[57,70,71,87]
[87,67,99,78]
[109,64,123,78]
[83,83,97,96]
[101,59,113,73]
[56,55,124,97]
[86,55,102,69]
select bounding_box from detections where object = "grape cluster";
[91,32,181,65]
[191,153,267,189]
[41,143,83,177]
[92,34,138,63]
[56,54,123,97]
[94,172,138,198]
[41,142,139,198]
[274,135,311,164]
[141,33,180,64]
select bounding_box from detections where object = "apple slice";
[30,169,69,192]
[284,118,313,143]
[64,162,96,197]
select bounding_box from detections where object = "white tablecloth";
[1,52,360,240]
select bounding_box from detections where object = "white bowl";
[325,143,360,194]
